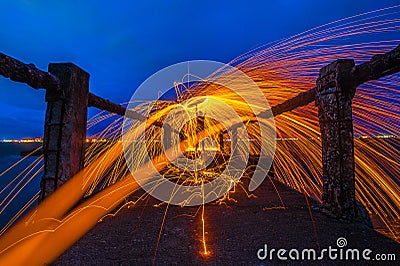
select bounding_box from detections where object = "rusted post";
[315,59,358,219]
[219,131,224,152]
[0,53,60,90]
[40,63,89,200]
[270,88,316,117]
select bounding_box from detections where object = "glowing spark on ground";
[201,180,208,256]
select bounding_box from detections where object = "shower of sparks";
[0,5,400,264]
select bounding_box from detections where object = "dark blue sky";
[0,0,398,138]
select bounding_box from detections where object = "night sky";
[0,0,398,139]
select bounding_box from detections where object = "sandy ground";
[55,178,399,265]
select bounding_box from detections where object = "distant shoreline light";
[0,135,398,144]
[0,138,43,143]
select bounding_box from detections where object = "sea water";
[0,142,42,229]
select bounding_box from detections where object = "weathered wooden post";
[315,59,358,219]
[40,63,89,200]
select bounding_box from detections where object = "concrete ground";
[56,178,399,265]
